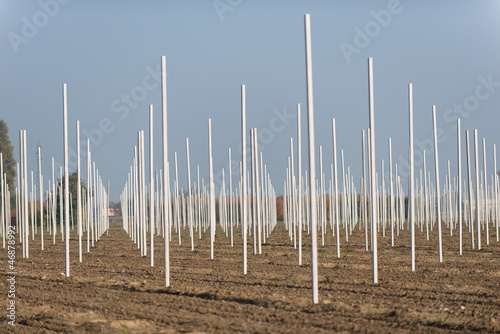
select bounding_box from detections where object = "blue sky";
[1,0,500,201]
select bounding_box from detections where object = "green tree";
[54,172,88,228]
[0,120,16,206]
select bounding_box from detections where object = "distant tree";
[0,120,16,206]
[54,172,88,227]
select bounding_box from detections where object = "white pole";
[319,145,324,246]
[368,58,378,283]
[23,131,29,258]
[494,144,498,242]
[31,169,34,240]
[332,119,340,257]
[208,119,215,260]
[52,157,56,244]
[362,130,368,251]
[241,84,248,275]
[474,130,481,250]
[150,105,155,266]
[304,13,319,303]
[38,147,44,251]
[448,161,453,236]
[432,105,443,262]
[77,121,82,262]
[457,119,462,254]
[389,138,394,248]
[297,103,302,265]
[87,141,91,252]
[141,132,147,256]
[255,129,262,254]
[229,149,233,247]
[408,84,415,271]
[161,55,170,287]
[482,138,488,245]
[465,131,475,249]
[290,138,296,249]
[423,151,430,241]
[186,137,193,251]
[63,83,70,277]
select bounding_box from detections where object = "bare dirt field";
[1,220,499,333]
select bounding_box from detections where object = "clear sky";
[1,0,500,202]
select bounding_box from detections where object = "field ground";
[1,220,499,333]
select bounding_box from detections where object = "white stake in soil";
[241,84,248,275]
[150,105,155,266]
[161,55,170,287]
[368,57,378,283]
[457,119,462,254]
[63,83,70,277]
[77,121,82,262]
[297,103,302,265]
[304,13,319,303]
[474,130,481,250]
[432,105,443,262]
[408,84,415,271]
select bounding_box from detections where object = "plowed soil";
[1,220,499,333]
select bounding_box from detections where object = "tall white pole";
[457,119,462,254]
[389,138,394,248]
[140,131,147,256]
[332,118,340,257]
[432,105,443,262]
[254,129,262,254]
[474,130,481,250]
[228,149,233,247]
[297,103,302,266]
[304,13,319,303]
[38,147,44,251]
[77,121,82,262]
[87,140,91,252]
[482,138,488,245]
[408,84,415,271]
[186,137,193,251]
[52,157,56,244]
[23,131,28,257]
[208,119,215,260]
[448,161,453,236]
[368,58,378,283]
[150,105,155,266]
[423,151,429,240]
[494,144,498,242]
[63,83,70,277]
[465,131,475,249]
[241,84,248,275]
[19,133,25,257]
[362,130,368,251]
[161,55,170,287]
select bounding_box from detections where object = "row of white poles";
[115,16,499,306]
[6,83,110,278]
[7,14,496,308]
